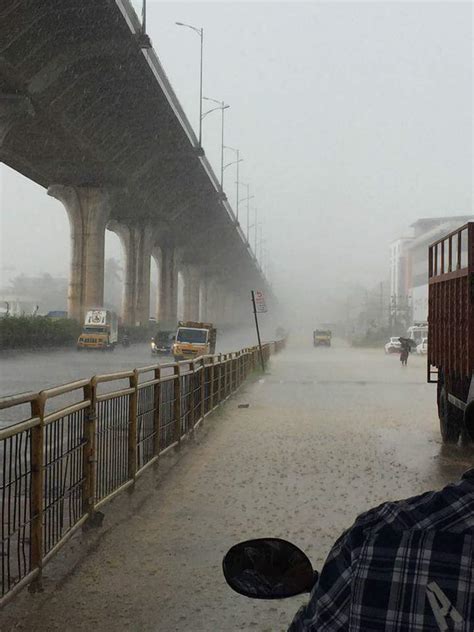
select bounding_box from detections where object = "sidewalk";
[2,343,470,631]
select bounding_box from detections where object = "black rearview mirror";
[223,538,316,599]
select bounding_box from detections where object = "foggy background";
[1,1,472,326]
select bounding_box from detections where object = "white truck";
[77,309,118,351]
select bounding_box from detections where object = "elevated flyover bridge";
[0,0,272,327]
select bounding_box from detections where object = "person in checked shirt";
[288,469,474,631]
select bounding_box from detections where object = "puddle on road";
[377,427,474,484]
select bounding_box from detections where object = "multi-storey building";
[390,216,472,326]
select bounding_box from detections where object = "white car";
[385,337,402,354]
[416,337,428,355]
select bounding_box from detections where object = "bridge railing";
[0,340,286,607]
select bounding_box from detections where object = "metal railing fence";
[0,340,285,607]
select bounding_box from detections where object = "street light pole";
[223,153,243,222]
[236,151,240,217]
[202,97,229,191]
[142,0,147,33]
[224,146,242,220]
[199,30,203,145]
[246,183,250,239]
[176,22,204,147]
[220,103,225,190]
[236,182,254,242]
[254,208,258,255]
[259,228,264,264]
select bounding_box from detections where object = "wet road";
[0,329,258,399]
[0,330,260,426]
[3,339,473,631]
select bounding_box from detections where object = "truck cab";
[77,309,118,350]
[172,321,216,361]
[313,330,332,347]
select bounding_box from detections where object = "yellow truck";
[77,309,118,351]
[172,321,217,361]
[313,329,332,347]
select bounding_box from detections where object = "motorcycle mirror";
[223,538,317,599]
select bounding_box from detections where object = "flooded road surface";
[0,328,258,399]
[0,329,260,427]
[3,339,473,631]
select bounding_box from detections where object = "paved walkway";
[3,341,472,631]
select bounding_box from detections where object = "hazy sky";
[1,1,472,315]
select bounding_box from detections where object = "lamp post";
[224,146,242,221]
[258,227,264,265]
[223,150,243,221]
[202,97,230,190]
[237,182,254,241]
[248,209,260,258]
[176,22,204,147]
[254,208,259,255]
[142,0,147,33]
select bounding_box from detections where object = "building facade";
[390,215,472,327]
[407,216,472,323]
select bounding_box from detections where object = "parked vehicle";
[77,309,118,350]
[151,330,175,355]
[384,337,402,354]
[313,330,331,347]
[407,322,428,346]
[172,321,217,361]
[416,337,428,355]
[428,222,474,442]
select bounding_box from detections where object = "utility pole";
[202,97,229,190]
[254,209,259,256]
[176,22,204,147]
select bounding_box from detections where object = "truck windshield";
[176,328,208,344]
[84,326,107,333]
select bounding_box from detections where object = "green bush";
[0,316,82,350]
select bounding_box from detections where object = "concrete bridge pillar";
[221,292,233,327]
[210,282,226,326]
[226,291,238,326]
[182,265,201,321]
[200,275,212,322]
[158,245,179,328]
[112,223,153,326]
[135,230,153,326]
[48,185,110,322]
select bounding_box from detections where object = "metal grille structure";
[1,422,32,598]
[0,341,285,606]
[428,222,474,380]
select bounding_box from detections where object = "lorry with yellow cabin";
[172,321,217,361]
[77,309,118,350]
[313,329,332,347]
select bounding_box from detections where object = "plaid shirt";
[288,470,474,631]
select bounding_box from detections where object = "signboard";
[253,290,267,313]
[85,309,107,325]
[251,290,266,371]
